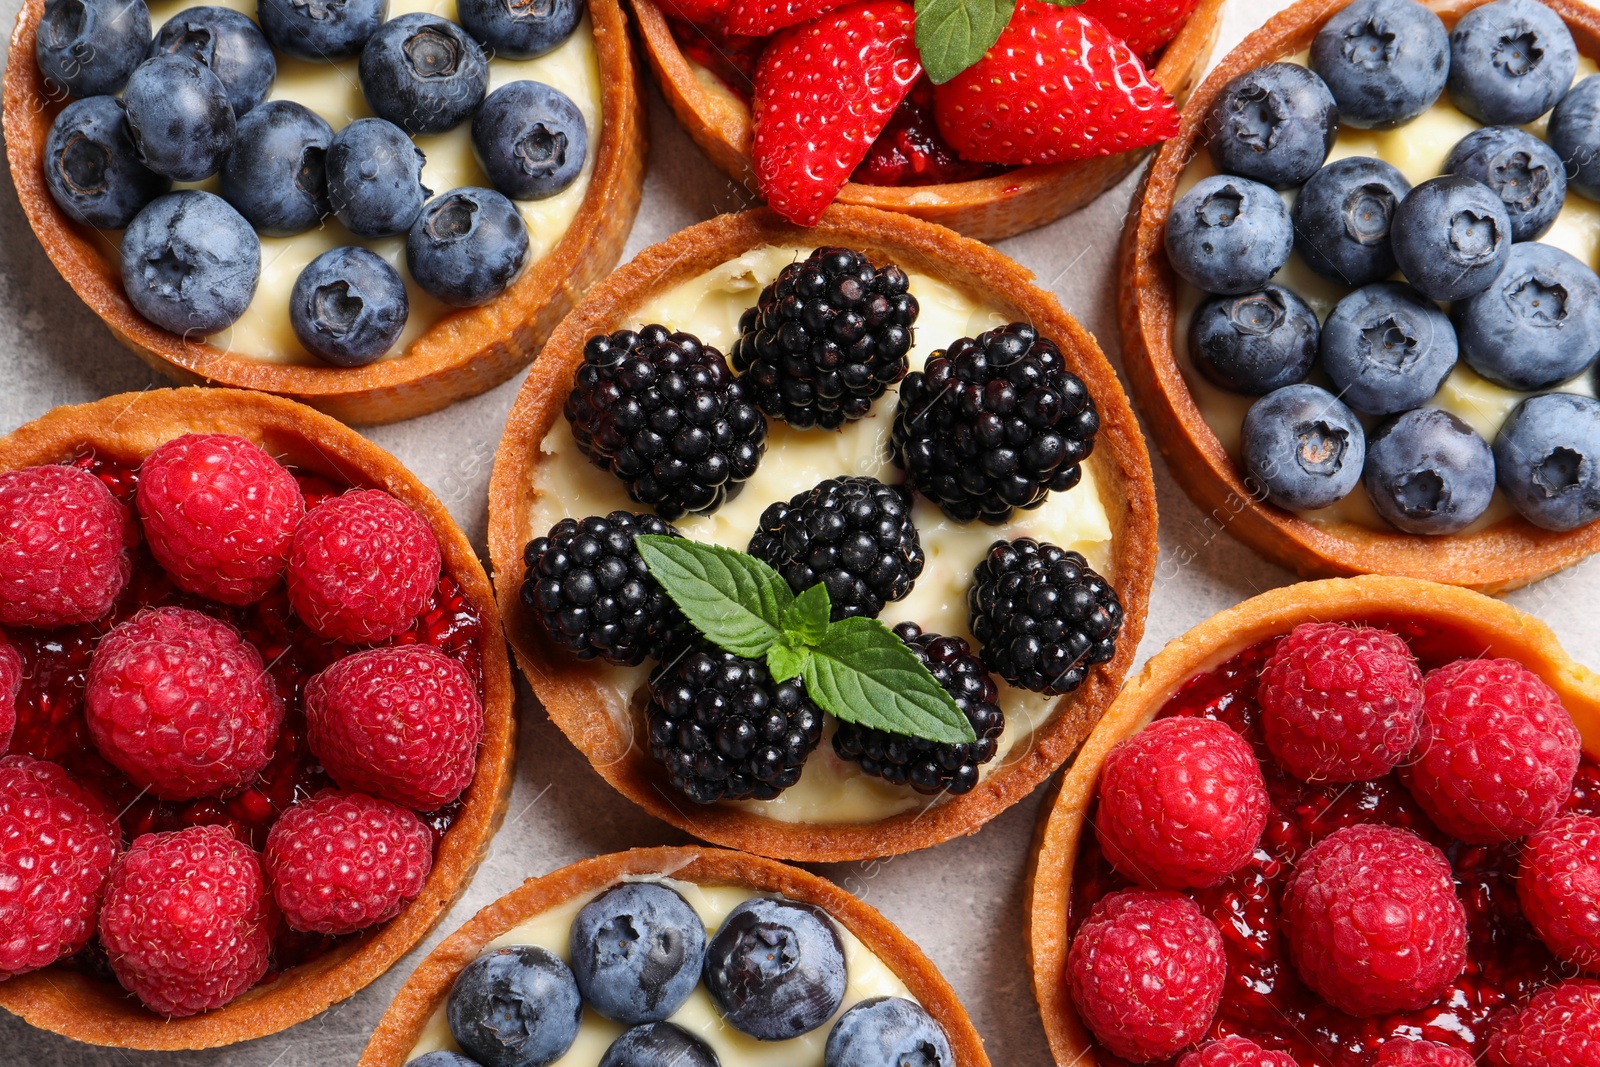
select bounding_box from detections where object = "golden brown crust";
[1025,574,1600,1067]
[631,0,1224,242]
[1,0,647,425]
[485,204,1158,862]
[1118,0,1600,594]
[0,388,516,1049]
[357,846,991,1067]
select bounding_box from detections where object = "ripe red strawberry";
[933,3,1178,166]
[657,0,732,28]
[728,0,845,36]
[752,0,921,226]
[1076,0,1200,58]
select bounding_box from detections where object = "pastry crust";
[631,0,1224,242]
[0,388,516,1049]
[357,845,991,1067]
[1118,0,1600,594]
[486,204,1158,862]
[2,0,647,426]
[1025,574,1600,1067]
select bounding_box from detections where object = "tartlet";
[486,204,1158,862]
[2,0,646,426]
[0,387,516,1049]
[358,845,990,1067]
[631,0,1223,241]
[1119,0,1600,593]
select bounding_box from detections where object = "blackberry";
[890,323,1099,525]
[566,326,767,520]
[969,538,1122,695]
[646,644,824,803]
[746,477,923,620]
[832,623,1004,795]
[521,512,684,666]
[729,247,918,429]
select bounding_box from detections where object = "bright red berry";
[0,464,132,628]
[1095,716,1268,888]
[1282,823,1467,1017]
[1373,1037,1478,1067]
[305,645,482,811]
[1178,1036,1298,1067]
[0,637,19,754]
[84,607,284,801]
[1487,979,1600,1067]
[1400,658,1581,843]
[728,0,845,35]
[657,0,731,28]
[1519,813,1600,971]
[0,755,119,979]
[137,433,305,605]
[1067,889,1225,1062]
[1075,0,1201,57]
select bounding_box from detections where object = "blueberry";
[35,0,150,98]
[1454,241,1600,391]
[447,946,581,1067]
[1205,62,1338,188]
[1320,281,1458,415]
[568,882,707,1025]
[598,1022,718,1067]
[1291,155,1410,285]
[702,897,847,1042]
[257,0,388,60]
[146,6,275,117]
[120,191,259,335]
[471,80,587,200]
[1444,125,1566,241]
[1549,74,1600,201]
[121,53,235,181]
[1164,175,1293,295]
[1391,175,1512,301]
[359,13,488,135]
[824,997,953,1067]
[457,0,583,59]
[1189,285,1319,395]
[1240,384,1366,511]
[410,1055,480,1067]
[1365,407,1496,534]
[289,246,408,366]
[406,188,529,307]
[325,117,429,237]
[220,100,332,236]
[43,95,169,229]
[1447,0,1577,125]
[1310,0,1449,128]
[1494,392,1600,530]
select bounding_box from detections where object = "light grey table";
[2,1,1596,1064]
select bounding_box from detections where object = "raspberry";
[1400,658,1581,843]
[264,791,433,935]
[1282,823,1467,1017]
[98,825,270,1016]
[1177,1036,1298,1067]
[0,463,132,627]
[1487,979,1600,1067]
[1373,1038,1478,1067]
[1518,813,1600,971]
[1258,622,1424,782]
[1067,889,1226,1062]
[305,645,483,811]
[137,433,305,605]
[1094,716,1268,889]
[287,490,442,644]
[0,755,119,979]
[0,637,19,753]
[85,607,284,800]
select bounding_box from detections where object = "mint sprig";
[636,536,977,745]
[913,0,1087,85]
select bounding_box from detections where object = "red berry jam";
[1070,621,1595,1067]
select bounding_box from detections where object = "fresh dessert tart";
[0,387,514,1048]
[359,845,989,1067]
[1027,574,1600,1067]
[630,0,1223,240]
[3,0,645,424]
[486,204,1157,862]
[1121,0,1600,591]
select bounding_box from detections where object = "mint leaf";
[636,536,793,658]
[801,618,977,744]
[915,0,1015,85]
[783,584,832,646]
[766,640,811,683]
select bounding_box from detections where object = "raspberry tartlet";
[1028,575,1600,1067]
[0,388,513,1048]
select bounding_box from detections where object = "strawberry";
[1076,0,1200,58]
[728,0,846,36]
[752,0,921,226]
[933,2,1178,167]
[657,0,732,29]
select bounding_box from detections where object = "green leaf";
[783,584,832,647]
[636,536,793,659]
[915,0,1016,85]
[766,641,811,684]
[801,618,978,744]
